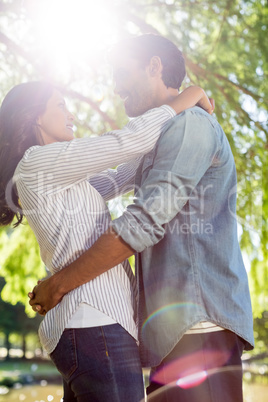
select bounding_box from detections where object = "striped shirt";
[13,105,176,354]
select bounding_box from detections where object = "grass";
[0,384,63,402]
[0,358,59,374]
[0,358,60,388]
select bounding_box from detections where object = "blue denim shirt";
[112,106,254,367]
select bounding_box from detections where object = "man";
[30,34,254,401]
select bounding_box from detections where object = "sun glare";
[28,0,118,76]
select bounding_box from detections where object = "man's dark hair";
[109,34,186,90]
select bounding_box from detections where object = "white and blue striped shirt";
[13,105,176,354]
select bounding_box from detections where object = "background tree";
[0,278,41,359]
[0,299,15,359]
[0,0,267,351]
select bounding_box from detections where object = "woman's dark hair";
[0,81,54,227]
[109,34,186,90]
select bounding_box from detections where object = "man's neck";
[155,88,179,107]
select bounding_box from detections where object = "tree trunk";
[22,334,26,359]
[4,332,11,360]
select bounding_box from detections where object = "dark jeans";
[50,324,144,402]
[146,330,245,402]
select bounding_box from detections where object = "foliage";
[0,0,267,331]
[252,311,268,354]
[0,225,46,314]
[0,278,42,359]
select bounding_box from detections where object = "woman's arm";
[89,86,214,200]
[18,105,175,195]
[88,157,141,201]
[20,87,214,197]
[169,86,214,115]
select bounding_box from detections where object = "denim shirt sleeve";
[112,107,221,252]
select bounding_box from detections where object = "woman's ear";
[148,56,163,77]
[34,118,45,145]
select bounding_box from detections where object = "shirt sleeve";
[88,157,142,202]
[111,108,221,252]
[16,105,175,195]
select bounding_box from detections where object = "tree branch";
[0,30,31,62]
[57,87,119,130]
[0,31,119,130]
[207,0,234,57]
[212,80,268,140]
[183,55,262,102]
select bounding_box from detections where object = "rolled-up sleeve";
[112,108,221,252]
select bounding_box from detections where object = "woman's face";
[37,90,75,145]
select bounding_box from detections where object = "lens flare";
[26,0,118,77]
[142,302,199,332]
[151,349,231,388]
[176,370,208,389]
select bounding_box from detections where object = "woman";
[0,81,213,401]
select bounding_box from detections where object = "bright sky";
[27,0,119,77]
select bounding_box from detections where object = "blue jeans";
[147,330,245,402]
[50,324,144,402]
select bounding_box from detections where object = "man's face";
[112,55,156,117]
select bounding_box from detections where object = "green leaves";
[0,224,46,314]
